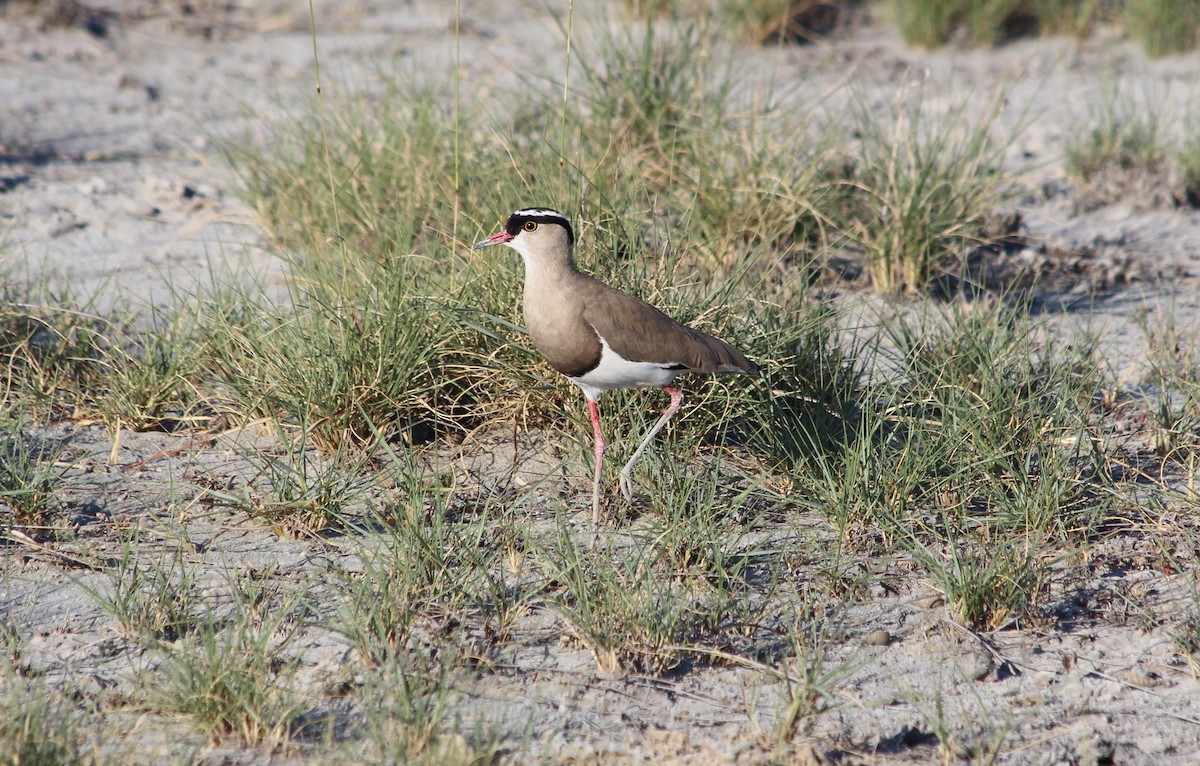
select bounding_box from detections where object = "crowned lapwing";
[475,207,758,524]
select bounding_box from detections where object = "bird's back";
[524,269,757,379]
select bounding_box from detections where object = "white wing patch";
[568,333,682,401]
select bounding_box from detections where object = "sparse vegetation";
[889,0,1188,52]
[5,2,1200,763]
[839,89,1017,293]
[1178,130,1200,206]
[78,541,202,641]
[0,675,87,766]
[0,411,62,527]
[1124,0,1200,57]
[139,570,307,748]
[1066,104,1164,183]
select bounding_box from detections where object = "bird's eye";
[523,221,538,232]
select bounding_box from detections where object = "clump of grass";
[1124,0,1200,57]
[542,519,750,674]
[1066,82,1165,208]
[0,282,103,416]
[839,89,1016,294]
[0,676,87,766]
[198,266,485,451]
[142,570,307,748]
[91,310,205,433]
[1177,132,1200,206]
[772,609,844,743]
[799,301,1116,627]
[628,448,760,586]
[0,412,63,528]
[209,77,559,452]
[212,421,377,534]
[1031,0,1101,37]
[743,302,866,472]
[224,80,486,262]
[325,452,525,668]
[909,533,1045,630]
[1134,308,1200,460]
[1067,113,1163,182]
[717,0,797,44]
[0,273,206,432]
[566,14,839,264]
[78,542,202,642]
[572,20,723,159]
[916,683,1017,764]
[888,0,967,47]
[0,618,109,764]
[349,621,514,766]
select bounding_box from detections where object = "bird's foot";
[618,470,634,503]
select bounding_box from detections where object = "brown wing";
[580,279,758,375]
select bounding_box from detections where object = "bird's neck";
[521,252,589,326]
[521,251,583,294]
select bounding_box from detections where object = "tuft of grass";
[197,265,491,451]
[0,412,63,528]
[90,309,205,433]
[772,609,844,743]
[798,301,1116,627]
[352,652,509,766]
[1177,131,1200,206]
[1134,308,1200,460]
[1124,0,1200,57]
[1067,116,1163,181]
[1031,0,1101,37]
[218,421,375,534]
[839,88,1017,294]
[77,541,202,642]
[0,619,115,766]
[1066,82,1165,192]
[0,678,87,766]
[916,682,1018,765]
[964,0,1031,46]
[888,0,966,47]
[0,282,103,416]
[541,520,745,674]
[571,19,724,161]
[742,302,866,472]
[0,273,206,432]
[141,569,307,748]
[716,0,796,44]
[324,449,528,669]
[909,533,1045,630]
[624,443,765,589]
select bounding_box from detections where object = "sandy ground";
[4,1,1200,763]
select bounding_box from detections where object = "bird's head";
[474,207,575,267]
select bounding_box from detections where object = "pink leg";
[587,397,607,525]
[619,385,684,503]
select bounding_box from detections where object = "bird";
[474,207,759,525]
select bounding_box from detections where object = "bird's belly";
[568,340,681,399]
